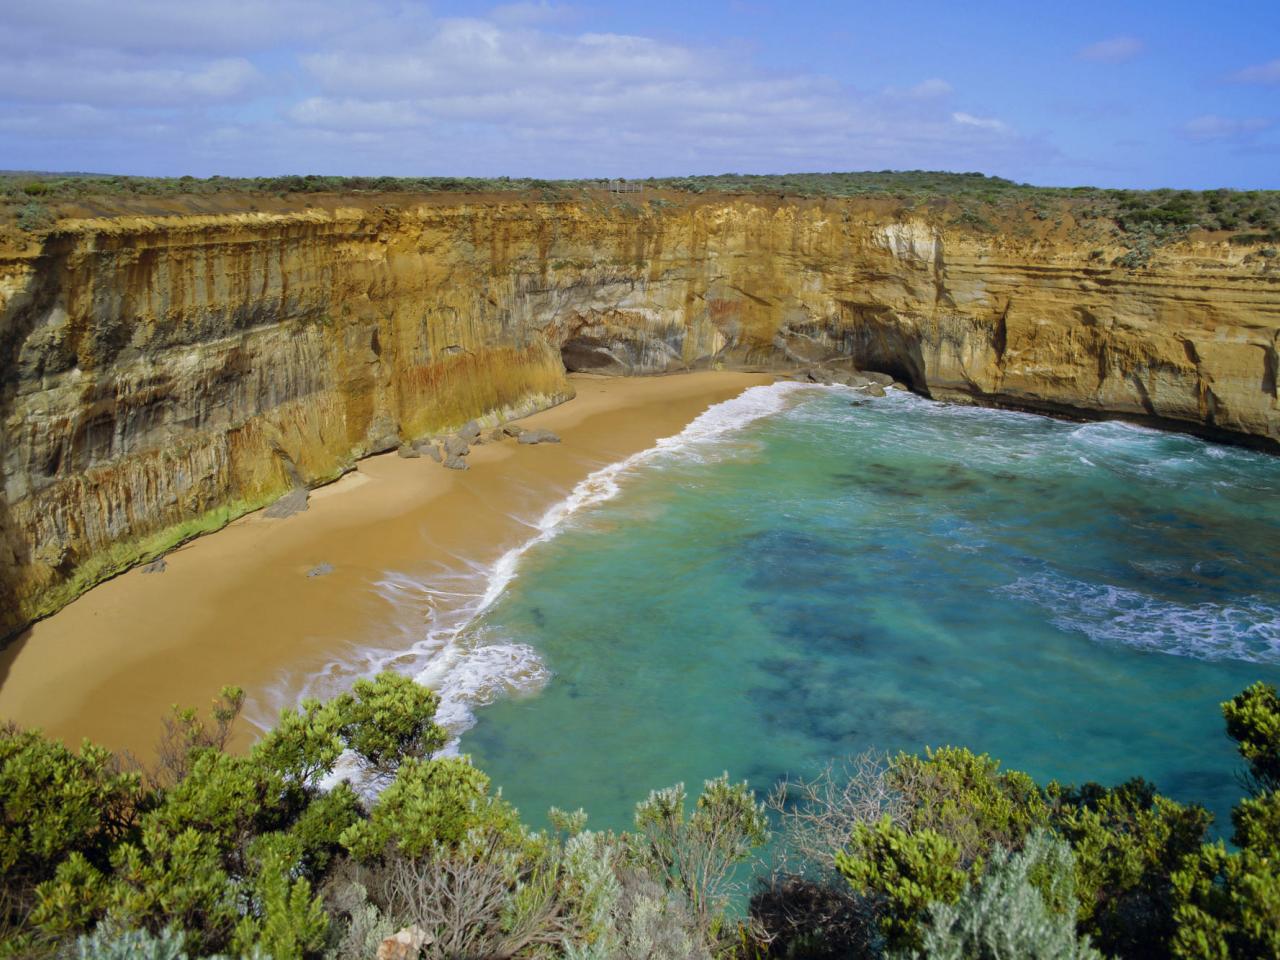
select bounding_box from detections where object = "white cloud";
[287,13,1037,172]
[1180,115,1274,143]
[0,1,1052,178]
[1229,59,1280,85]
[1077,37,1145,64]
[952,112,1008,133]
[0,54,262,107]
[1,0,364,54]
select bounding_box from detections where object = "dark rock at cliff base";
[443,436,470,457]
[396,444,420,459]
[891,382,909,391]
[141,558,167,574]
[863,371,895,387]
[443,455,469,470]
[264,487,309,519]
[517,429,561,445]
[364,413,402,455]
[306,562,334,578]
[859,383,887,398]
[458,420,482,442]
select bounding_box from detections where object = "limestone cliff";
[1,195,1277,637]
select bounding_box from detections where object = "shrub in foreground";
[3,677,1280,958]
[751,683,1279,960]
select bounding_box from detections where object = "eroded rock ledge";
[1,198,1277,637]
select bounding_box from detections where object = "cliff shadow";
[0,232,67,646]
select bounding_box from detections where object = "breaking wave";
[254,380,814,743]
[998,572,1280,665]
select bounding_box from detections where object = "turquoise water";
[454,385,1280,833]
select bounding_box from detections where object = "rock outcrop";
[1,195,1277,637]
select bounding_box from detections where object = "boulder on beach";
[863,371,895,387]
[396,443,420,459]
[458,420,481,442]
[517,428,561,445]
[487,428,506,443]
[861,383,887,398]
[141,557,167,574]
[502,424,525,438]
[443,455,469,470]
[264,486,309,519]
[306,562,334,578]
[443,435,470,457]
[414,439,442,461]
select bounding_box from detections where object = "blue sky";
[2,0,1277,188]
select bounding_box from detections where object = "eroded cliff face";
[1,196,1277,637]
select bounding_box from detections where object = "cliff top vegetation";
[3,170,1278,245]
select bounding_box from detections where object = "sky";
[1,0,1277,189]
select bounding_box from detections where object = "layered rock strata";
[1,197,1277,637]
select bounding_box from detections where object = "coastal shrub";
[630,774,770,945]
[903,832,1101,960]
[1222,680,1280,793]
[330,672,447,779]
[339,756,508,860]
[16,200,55,232]
[887,747,1048,863]
[750,753,898,957]
[7,671,443,956]
[836,816,967,952]
[1049,778,1210,958]
[3,677,1280,958]
[827,744,1049,952]
[73,923,192,960]
[153,685,245,787]
[0,723,144,945]
[1168,681,1280,960]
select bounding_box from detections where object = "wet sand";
[0,372,772,756]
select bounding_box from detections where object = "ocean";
[335,383,1280,830]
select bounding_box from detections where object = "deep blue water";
[451,384,1280,833]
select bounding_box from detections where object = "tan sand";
[0,372,773,757]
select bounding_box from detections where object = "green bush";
[4,677,1280,958]
[15,201,55,232]
[904,832,1101,960]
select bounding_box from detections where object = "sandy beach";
[0,371,773,757]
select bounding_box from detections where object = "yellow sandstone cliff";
[1,195,1277,637]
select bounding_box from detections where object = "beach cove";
[0,371,772,756]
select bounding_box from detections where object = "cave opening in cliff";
[848,346,928,396]
[560,335,628,376]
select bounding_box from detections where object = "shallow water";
[447,385,1280,832]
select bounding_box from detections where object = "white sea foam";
[255,380,813,742]
[998,572,1280,664]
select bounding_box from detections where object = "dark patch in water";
[748,676,864,747]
